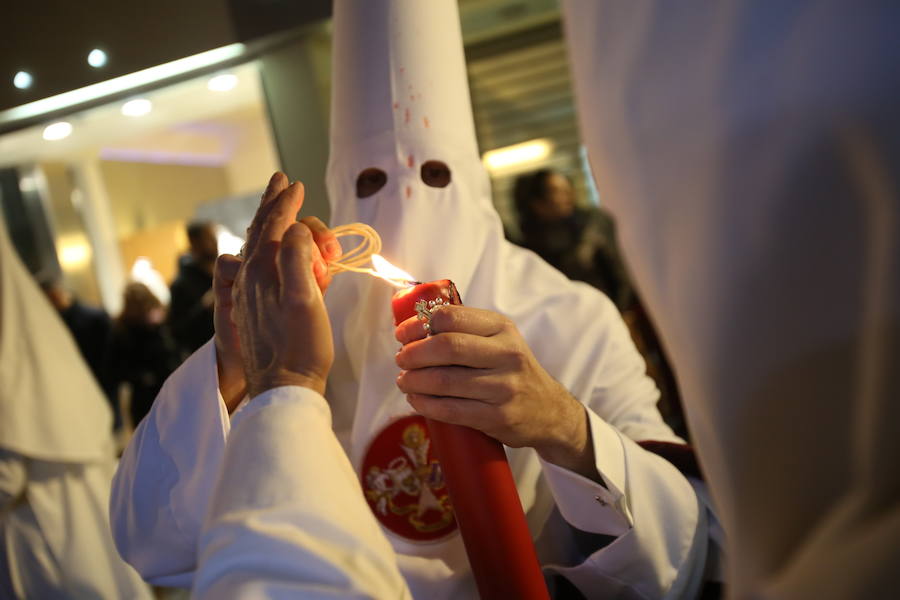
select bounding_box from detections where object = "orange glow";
[369,254,417,288]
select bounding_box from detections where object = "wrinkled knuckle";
[437,402,459,424]
[443,333,464,358]
[507,347,529,369]
[432,307,455,331]
[495,405,517,430]
[283,288,315,310]
[503,317,519,334]
[432,368,452,390]
[497,379,518,399]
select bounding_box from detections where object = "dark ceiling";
[0,0,330,115]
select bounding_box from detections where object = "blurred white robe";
[562,1,900,598]
[0,220,151,599]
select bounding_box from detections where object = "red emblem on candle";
[361,414,457,542]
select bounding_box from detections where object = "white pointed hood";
[323,0,678,584]
[0,219,112,462]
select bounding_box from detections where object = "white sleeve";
[538,308,712,598]
[193,386,411,600]
[539,410,711,599]
[109,340,230,587]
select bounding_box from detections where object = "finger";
[278,222,320,305]
[257,181,304,253]
[244,172,289,258]
[395,305,508,344]
[214,254,241,289]
[300,216,342,261]
[395,332,508,369]
[309,241,331,292]
[396,367,501,402]
[406,393,497,431]
[214,254,241,306]
[261,171,287,207]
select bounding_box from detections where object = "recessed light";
[207,73,237,92]
[14,71,33,89]
[88,49,108,68]
[43,121,73,141]
[122,98,152,117]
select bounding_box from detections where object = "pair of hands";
[214,171,593,476]
[213,172,339,403]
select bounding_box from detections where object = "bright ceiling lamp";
[14,71,33,89]
[87,49,108,68]
[121,98,152,117]
[43,121,73,141]
[207,73,238,92]
[0,42,246,125]
[482,138,553,174]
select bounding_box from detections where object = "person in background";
[105,283,180,428]
[512,168,634,310]
[169,221,218,357]
[512,168,687,437]
[41,277,112,389]
[40,276,118,428]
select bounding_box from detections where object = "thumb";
[278,222,320,305]
[214,254,241,289]
[214,254,241,299]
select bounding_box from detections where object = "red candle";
[392,280,549,600]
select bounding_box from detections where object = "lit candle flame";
[369,254,418,288]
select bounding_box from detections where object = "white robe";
[112,337,714,599]
[0,219,151,599]
[562,1,899,597]
[193,386,411,599]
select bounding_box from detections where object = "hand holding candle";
[390,281,549,600]
[395,305,596,478]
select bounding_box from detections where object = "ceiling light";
[43,121,73,141]
[121,98,152,117]
[207,73,237,92]
[482,138,553,173]
[87,49,108,68]
[0,43,246,125]
[13,71,32,89]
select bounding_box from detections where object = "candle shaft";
[392,280,549,600]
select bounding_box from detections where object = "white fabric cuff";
[540,408,633,536]
[231,386,331,431]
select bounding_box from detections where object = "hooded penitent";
[110,2,712,597]
[0,217,153,599]
[0,220,111,462]
[324,0,689,595]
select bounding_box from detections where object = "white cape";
[0,219,150,599]
[562,1,900,597]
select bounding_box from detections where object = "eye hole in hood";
[356,168,388,198]
[421,160,451,188]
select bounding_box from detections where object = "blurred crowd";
[39,221,220,437]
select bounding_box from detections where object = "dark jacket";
[59,300,112,388]
[168,256,214,356]
[104,322,179,427]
